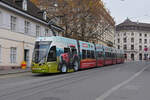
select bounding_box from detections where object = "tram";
[31,36,125,73]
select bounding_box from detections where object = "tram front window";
[32,41,51,63]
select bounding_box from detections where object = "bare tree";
[31,0,115,43]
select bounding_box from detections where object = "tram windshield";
[32,41,51,63]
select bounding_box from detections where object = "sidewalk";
[0,68,31,75]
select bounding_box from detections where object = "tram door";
[24,49,30,67]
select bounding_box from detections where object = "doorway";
[131,53,134,61]
[24,49,30,67]
[139,53,142,60]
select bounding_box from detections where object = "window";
[123,45,127,50]
[10,16,17,31]
[139,45,142,51]
[144,45,147,48]
[64,48,70,53]
[144,54,148,60]
[45,28,49,36]
[118,45,120,49]
[0,45,1,62]
[47,46,56,62]
[36,25,40,36]
[24,21,30,34]
[124,33,126,36]
[144,39,147,44]
[71,48,77,55]
[87,50,91,58]
[123,38,127,43]
[105,52,109,58]
[139,33,142,36]
[98,51,103,59]
[131,32,134,36]
[139,39,142,43]
[145,34,147,37]
[10,47,17,63]
[131,38,134,43]
[82,50,86,59]
[118,39,120,43]
[91,51,95,59]
[131,45,134,50]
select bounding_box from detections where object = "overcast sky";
[102,0,150,25]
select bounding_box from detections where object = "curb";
[0,70,31,76]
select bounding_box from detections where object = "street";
[0,61,150,100]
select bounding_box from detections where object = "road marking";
[96,65,149,100]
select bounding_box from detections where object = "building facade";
[115,19,150,61]
[0,0,62,69]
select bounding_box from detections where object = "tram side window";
[117,54,119,59]
[118,54,121,58]
[119,54,121,58]
[108,52,110,58]
[108,52,111,58]
[72,48,77,55]
[105,52,108,58]
[87,50,91,58]
[98,51,102,58]
[91,51,95,59]
[102,52,104,58]
[47,46,56,62]
[113,53,115,58]
[82,50,87,59]
[64,48,70,53]
[108,53,110,58]
[113,53,116,58]
[110,53,112,58]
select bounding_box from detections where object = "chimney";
[22,0,27,11]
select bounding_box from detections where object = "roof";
[0,0,49,22]
[117,18,150,27]
[0,0,64,33]
[116,18,150,31]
